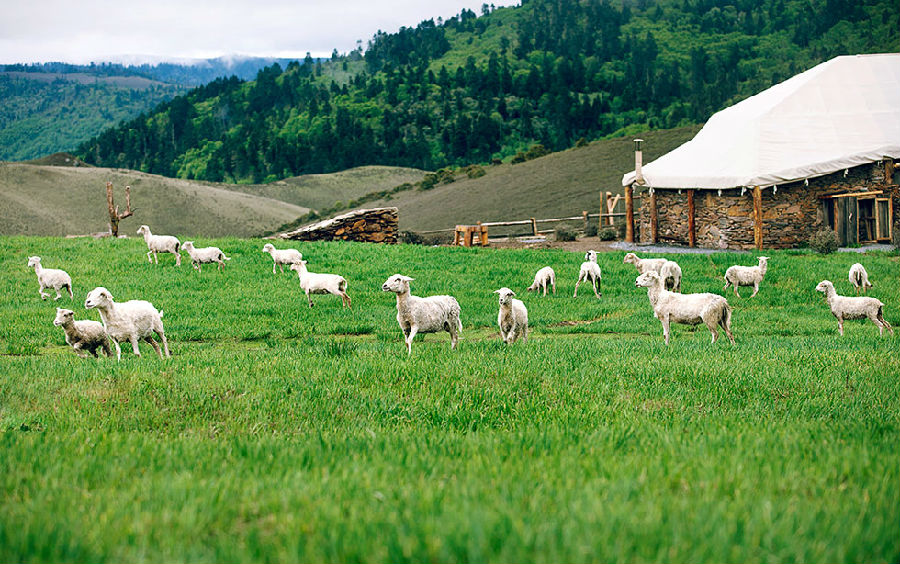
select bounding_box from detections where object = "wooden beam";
[600,191,607,231]
[649,189,658,243]
[625,185,634,243]
[753,186,763,250]
[687,189,696,247]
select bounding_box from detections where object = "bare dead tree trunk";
[106,182,134,237]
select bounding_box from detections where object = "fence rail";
[416,211,625,236]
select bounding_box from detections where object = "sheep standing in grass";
[262,243,302,274]
[84,287,169,360]
[495,287,528,344]
[660,260,682,292]
[27,256,73,300]
[723,256,769,298]
[182,241,231,272]
[848,263,872,295]
[635,271,734,345]
[623,252,668,275]
[573,250,602,299]
[289,260,351,308]
[136,225,181,266]
[527,266,556,296]
[382,274,461,354]
[815,280,892,336]
[53,308,111,358]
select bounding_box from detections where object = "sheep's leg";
[405,326,418,354]
[448,323,458,350]
[54,288,62,300]
[306,290,314,308]
[552,281,556,295]
[66,285,73,299]
[706,319,719,343]
[174,252,181,266]
[72,343,88,358]
[522,326,528,343]
[341,292,352,308]
[113,340,122,361]
[837,317,844,336]
[661,314,671,345]
[144,336,163,358]
[750,283,759,298]
[129,336,142,356]
[39,285,49,300]
[593,277,601,299]
[101,339,113,357]
[157,329,171,357]
[733,285,740,298]
[573,278,580,297]
[542,282,548,297]
[146,250,153,264]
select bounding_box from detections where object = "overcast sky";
[1,0,518,65]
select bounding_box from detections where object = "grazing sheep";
[27,256,73,300]
[848,263,872,295]
[573,250,602,299]
[289,260,351,308]
[381,274,461,354]
[84,287,170,361]
[182,241,231,272]
[262,243,302,274]
[136,225,181,266]
[635,271,734,345]
[53,308,112,358]
[723,256,769,298]
[815,280,892,336]
[623,252,668,275]
[527,266,556,296]
[660,260,682,292]
[495,287,528,344]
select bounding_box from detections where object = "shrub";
[584,222,598,237]
[575,137,589,148]
[491,158,502,166]
[464,164,486,179]
[808,229,840,254]
[599,227,618,241]
[525,144,550,160]
[511,152,526,164]
[555,227,576,242]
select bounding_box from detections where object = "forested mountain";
[0,57,300,161]
[77,0,898,184]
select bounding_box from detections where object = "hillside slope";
[364,126,700,231]
[0,164,309,237]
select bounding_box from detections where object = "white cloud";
[0,0,518,64]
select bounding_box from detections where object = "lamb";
[526,266,556,296]
[573,250,602,299]
[136,225,181,266]
[848,263,873,295]
[182,241,231,272]
[84,287,170,361]
[262,243,302,274]
[53,308,112,358]
[494,287,528,344]
[27,256,73,300]
[289,260,351,308]
[660,260,682,292]
[815,280,892,336]
[723,256,769,298]
[635,271,734,345]
[381,274,461,354]
[623,252,668,275]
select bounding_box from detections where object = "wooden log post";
[531,217,538,236]
[753,186,763,250]
[625,185,635,243]
[582,210,588,233]
[687,189,696,247]
[106,182,134,238]
[599,191,607,231]
[649,189,658,243]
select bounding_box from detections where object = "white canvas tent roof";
[622,53,900,190]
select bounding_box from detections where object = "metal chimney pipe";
[634,138,644,185]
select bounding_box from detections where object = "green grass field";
[1,236,898,563]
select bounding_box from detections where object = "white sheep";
[623,252,668,275]
[635,271,734,345]
[182,241,231,272]
[53,308,112,358]
[84,287,170,361]
[848,263,873,295]
[723,256,769,298]
[381,274,461,354]
[573,250,602,299]
[27,256,73,300]
[660,260,682,292]
[815,280,893,336]
[136,225,181,266]
[526,266,556,296]
[494,287,528,344]
[262,243,303,274]
[289,260,351,308]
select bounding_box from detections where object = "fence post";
[531,218,538,236]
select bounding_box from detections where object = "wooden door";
[875,198,892,241]
[835,197,858,246]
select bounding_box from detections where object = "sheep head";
[494,287,516,305]
[623,252,638,264]
[27,256,41,268]
[136,225,150,235]
[289,260,308,273]
[815,280,834,294]
[85,287,113,310]
[382,274,414,294]
[585,250,598,263]
[262,243,275,254]
[182,241,195,251]
[635,271,662,288]
[53,308,74,326]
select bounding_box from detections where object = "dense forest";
[78,0,898,183]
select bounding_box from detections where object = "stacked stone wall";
[279,207,398,243]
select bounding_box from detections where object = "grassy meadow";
[1,235,898,563]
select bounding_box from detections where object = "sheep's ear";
[400,275,414,282]
[509,290,516,296]
[493,289,501,294]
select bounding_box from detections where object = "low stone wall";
[637,163,898,249]
[279,207,398,243]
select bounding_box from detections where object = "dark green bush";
[584,222,598,237]
[599,227,618,241]
[555,227,576,242]
[808,229,839,254]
